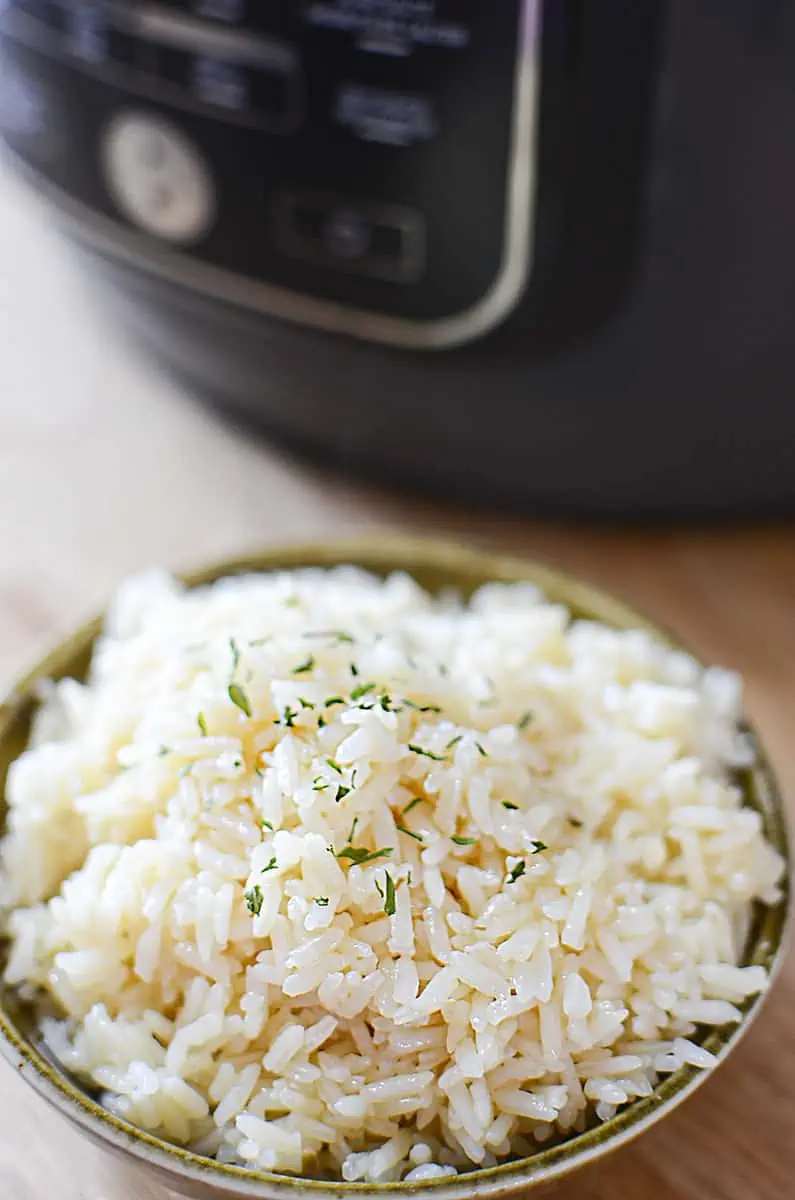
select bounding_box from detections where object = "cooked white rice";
[0,567,784,1182]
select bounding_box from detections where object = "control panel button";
[101,111,216,244]
[334,83,437,147]
[274,191,425,283]
[65,2,109,64]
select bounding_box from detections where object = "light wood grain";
[1,164,793,1200]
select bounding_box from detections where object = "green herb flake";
[304,630,355,645]
[446,735,463,751]
[407,869,413,886]
[452,836,476,847]
[314,897,330,907]
[255,765,265,777]
[298,697,314,710]
[350,662,360,677]
[261,856,278,873]
[507,860,527,884]
[317,715,327,729]
[502,801,520,811]
[517,711,534,732]
[378,693,396,712]
[261,819,274,831]
[348,816,359,843]
[284,596,300,609]
[335,785,352,803]
[292,655,315,676]
[351,682,376,702]
[228,683,252,718]
[312,777,328,793]
[408,744,448,763]
[402,796,424,815]
[245,885,264,916]
[396,822,424,843]
[325,696,345,709]
[381,870,397,917]
[404,699,443,714]
[249,636,272,647]
[335,846,393,866]
[326,757,343,775]
[530,840,548,855]
[229,637,241,672]
[475,742,488,758]
[277,706,297,728]
[197,712,208,737]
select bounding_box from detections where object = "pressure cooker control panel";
[0,1,540,347]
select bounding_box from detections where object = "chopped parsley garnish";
[348,816,359,843]
[317,715,327,729]
[298,697,314,710]
[261,819,273,831]
[351,682,376,701]
[374,870,397,917]
[408,744,448,762]
[507,860,526,884]
[396,822,424,843]
[402,796,424,815]
[530,840,548,854]
[292,655,315,675]
[197,712,208,737]
[446,735,463,751]
[229,637,241,672]
[312,777,328,792]
[517,711,534,732]
[228,683,252,717]
[314,897,329,907]
[502,801,519,811]
[350,662,360,677]
[452,836,476,847]
[245,885,264,916]
[261,856,278,873]
[304,630,355,645]
[378,693,397,712]
[475,742,488,758]
[404,699,443,714]
[255,766,264,777]
[335,785,352,803]
[335,845,393,866]
[325,696,345,709]
[407,869,413,886]
[326,758,343,775]
[277,706,297,728]
[249,636,271,647]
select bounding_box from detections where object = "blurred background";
[0,2,794,1198]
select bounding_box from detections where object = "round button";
[101,112,216,245]
[323,208,372,260]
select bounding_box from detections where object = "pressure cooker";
[1,1,794,514]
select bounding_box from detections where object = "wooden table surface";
[1,165,793,1200]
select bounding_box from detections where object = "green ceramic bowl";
[0,537,790,1200]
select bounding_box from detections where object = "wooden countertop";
[0,165,793,1200]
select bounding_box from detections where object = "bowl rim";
[0,535,791,1200]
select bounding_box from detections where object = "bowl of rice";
[0,537,789,1200]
